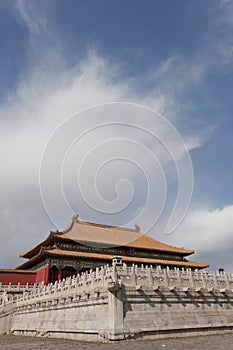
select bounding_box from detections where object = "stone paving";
[0,334,233,350]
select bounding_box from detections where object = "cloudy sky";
[0,0,233,271]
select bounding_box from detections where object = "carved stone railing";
[117,264,233,293]
[1,263,233,314]
[0,265,117,311]
[0,282,36,293]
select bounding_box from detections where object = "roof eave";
[43,248,209,270]
[19,231,61,259]
[16,246,47,270]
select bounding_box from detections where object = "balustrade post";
[224,272,230,289]
[131,264,137,285]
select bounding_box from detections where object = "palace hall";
[0,214,208,285]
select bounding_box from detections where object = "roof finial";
[72,214,79,223]
[134,224,140,232]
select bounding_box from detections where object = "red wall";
[35,266,49,285]
[0,271,36,285]
[0,266,50,286]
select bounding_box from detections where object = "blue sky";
[0,0,233,271]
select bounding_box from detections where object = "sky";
[0,0,233,271]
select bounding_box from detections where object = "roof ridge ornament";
[134,224,140,232]
[72,214,79,223]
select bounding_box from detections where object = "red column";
[44,265,49,285]
[58,266,62,281]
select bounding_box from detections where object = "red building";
[0,215,208,285]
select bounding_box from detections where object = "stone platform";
[1,262,233,341]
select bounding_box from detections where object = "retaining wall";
[1,264,233,341]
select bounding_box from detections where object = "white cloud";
[0,46,199,266]
[167,205,233,254]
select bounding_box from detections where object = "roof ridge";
[62,214,141,233]
[77,220,139,232]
